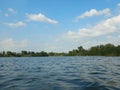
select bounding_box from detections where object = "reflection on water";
[0,56,120,90]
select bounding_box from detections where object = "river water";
[0,56,120,90]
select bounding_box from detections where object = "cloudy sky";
[0,0,120,52]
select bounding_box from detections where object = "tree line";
[0,43,120,57]
[68,43,120,56]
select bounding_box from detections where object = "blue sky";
[0,0,120,52]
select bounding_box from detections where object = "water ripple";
[0,56,120,90]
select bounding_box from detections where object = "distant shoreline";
[0,43,120,57]
[0,56,120,58]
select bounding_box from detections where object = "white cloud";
[117,3,120,7]
[65,15,120,39]
[82,36,120,49]
[5,21,26,28]
[8,8,16,14]
[76,8,111,20]
[0,38,28,51]
[26,13,58,24]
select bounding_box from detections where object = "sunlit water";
[0,56,120,90]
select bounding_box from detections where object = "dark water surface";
[0,56,120,90]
